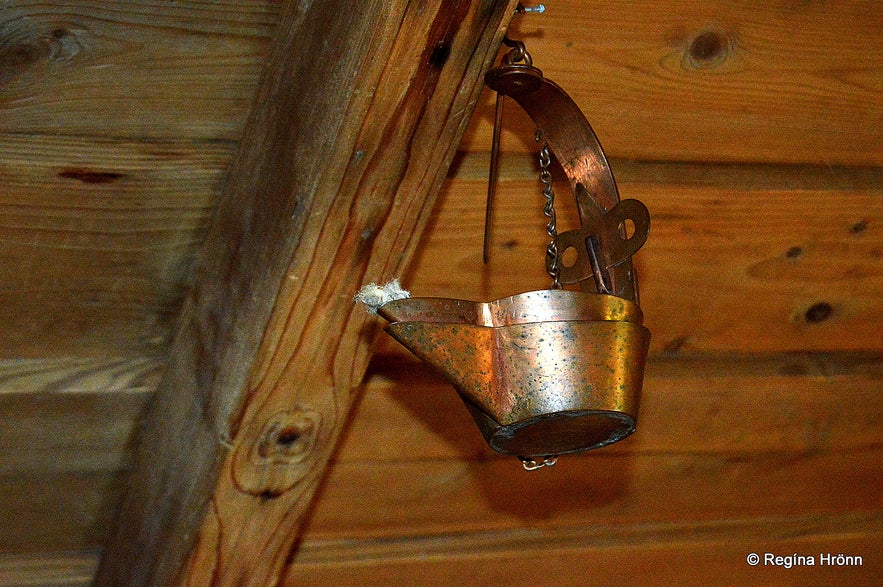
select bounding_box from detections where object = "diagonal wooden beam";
[95,1,519,585]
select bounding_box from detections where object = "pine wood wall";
[1,1,880,585]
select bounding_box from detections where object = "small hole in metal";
[561,246,578,267]
[619,218,636,240]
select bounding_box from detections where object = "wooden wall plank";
[286,521,883,586]
[0,134,231,357]
[0,374,153,476]
[294,354,883,545]
[0,356,161,396]
[0,552,97,587]
[300,355,883,566]
[298,448,882,541]
[288,512,883,567]
[398,155,882,354]
[2,1,878,162]
[347,354,883,462]
[460,0,883,165]
[3,354,877,554]
[0,1,277,139]
[3,139,875,359]
[0,358,157,552]
[3,513,880,587]
[0,472,122,553]
[0,391,142,477]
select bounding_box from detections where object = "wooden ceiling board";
[0,1,879,585]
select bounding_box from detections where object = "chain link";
[536,131,561,289]
[502,37,532,66]
[520,455,558,470]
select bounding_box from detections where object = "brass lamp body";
[377,45,651,463]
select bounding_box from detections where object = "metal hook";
[501,36,532,66]
[520,455,558,470]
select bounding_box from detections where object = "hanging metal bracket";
[485,41,649,303]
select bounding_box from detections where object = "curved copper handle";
[485,61,648,304]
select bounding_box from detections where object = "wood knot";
[784,246,804,260]
[255,410,318,465]
[59,168,125,184]
[232,408,322,498]
[429,42,451,68]
[0,18,85,86]
[804,302,834,324]
[850,219,868,234]
[684,29,734,70]
[0,19,48,85]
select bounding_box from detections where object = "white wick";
[354,279,410,314]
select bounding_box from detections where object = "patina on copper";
[376,41,651,462]
[379,291,649,457]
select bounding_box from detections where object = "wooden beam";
[95,0,519,585]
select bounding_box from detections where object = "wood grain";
[0,355,161,396]
[0,552,97,587]
[460,0,883,164]
[3,353,878,554]
[286,514,883,586]
[297,449,882,543]
[95,1,520,585]
[0,358,157,552]
[294,354,883,542]
[2,1,878,164]
[0,134,232,357]
[2,144,875,360]
[401,154,882,354]
[346,353,883,462]
[4,513,880,587]
[0,472,123,553]
[0,1,277,139]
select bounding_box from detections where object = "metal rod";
[483,91,505,264]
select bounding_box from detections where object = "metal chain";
[536,131,561,289]
[520,455,558,471]
[502,37,532,66]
